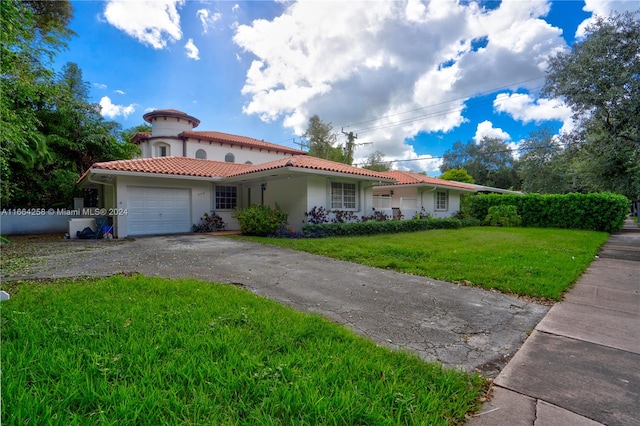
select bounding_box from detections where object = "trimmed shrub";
[302,217,463,238]
[236,204,288,236]
[485,205,522,227]
[192,211,226,232]
[469,192,628,232]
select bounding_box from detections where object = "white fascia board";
[225,167,396,183]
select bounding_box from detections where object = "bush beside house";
[469,192,629,232]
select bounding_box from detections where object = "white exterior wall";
[184,140,295,164]
[113,175,211,238]
[150,117,194,136]
[266,176,307,232]
[373,186,463,219]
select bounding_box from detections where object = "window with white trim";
[225,153,235,163]
[215,185,237,210]
[436,191,448,211]
[331,182,357,209]
[156,144,169,157]
[195,149,207,159]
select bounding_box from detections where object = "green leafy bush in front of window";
[484,205,522,227]
[236,204,288,236]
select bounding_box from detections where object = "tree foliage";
[361,150,390,172]
[542,10,640,198]
[1,0,139,207]
[439,168,475,184]
[440,137,520,189]
[302,115,351,163]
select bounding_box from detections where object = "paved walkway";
[467,219,640,426]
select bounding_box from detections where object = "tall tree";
[518,127,574,194]
[8,62,139,208]
[302,115,347,163]
[542,10,640,198]
[361,151,390,172]
[0,0,74,204]
[440,137,520,189]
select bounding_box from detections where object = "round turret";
[143,109,200,137]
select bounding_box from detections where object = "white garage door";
[127,187,191,236]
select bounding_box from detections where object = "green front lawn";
[2,275,485,425]
[238,227,609,301]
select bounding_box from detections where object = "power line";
[342,76,546,134]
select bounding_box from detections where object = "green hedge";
[302,217,463,238]
[469,192,629,232]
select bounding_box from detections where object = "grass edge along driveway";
[236,227,609,301]
[2,275,485,425]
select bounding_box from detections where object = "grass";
[237,227,609,301]
[1,275,485,425]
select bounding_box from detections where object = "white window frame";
[225,153,235,163]
[330,182,357,210]
[215,185,237,210]
[195,149,207,159]
[435,191,448,211]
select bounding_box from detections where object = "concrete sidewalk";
[467,219,640,426]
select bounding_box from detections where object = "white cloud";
[103,0,184,49]
[233,0,568,171]
[94,83,107,90]
[197,8,222,34]
[232,4,240,12]
[493,92,574,133]
[99,96,136,119]
[474,120,511,143]
[185,38,200,60]
[577,0,639,38]
[115,89,126,95]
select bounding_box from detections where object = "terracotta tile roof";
[143,109,200,127]
[378,170,475,190]
[180,131,306,155]
[89,156,252,178]
[229,155,395,180]
[81,155,395,183]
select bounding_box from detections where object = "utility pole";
[341,128,357,165]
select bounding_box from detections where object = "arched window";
[154,142,170,157]
[195,149,207,159]
[225,153,235,163]
[244,161,253,165]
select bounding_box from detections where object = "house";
[78,109,395,237]
[78,109,501,238]
[372,171,476,219]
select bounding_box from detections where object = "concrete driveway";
[3,234,549,377]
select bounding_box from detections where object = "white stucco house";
[78,109,488,238]
[372,171,476,219]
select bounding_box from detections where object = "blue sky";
[55,0,637,175]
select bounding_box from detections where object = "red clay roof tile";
[90,156,252,178]
[229,156,394,180]
[85,155,394,182]
[378,170,475,190]
[180,131,306,155]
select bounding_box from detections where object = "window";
[158,145,168,157]
[436,191,448,211]
[225,153,235,163]
[215,185,237,210]
[244,161,253,165]
[195,149,207,159]
[331,182,357,209]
